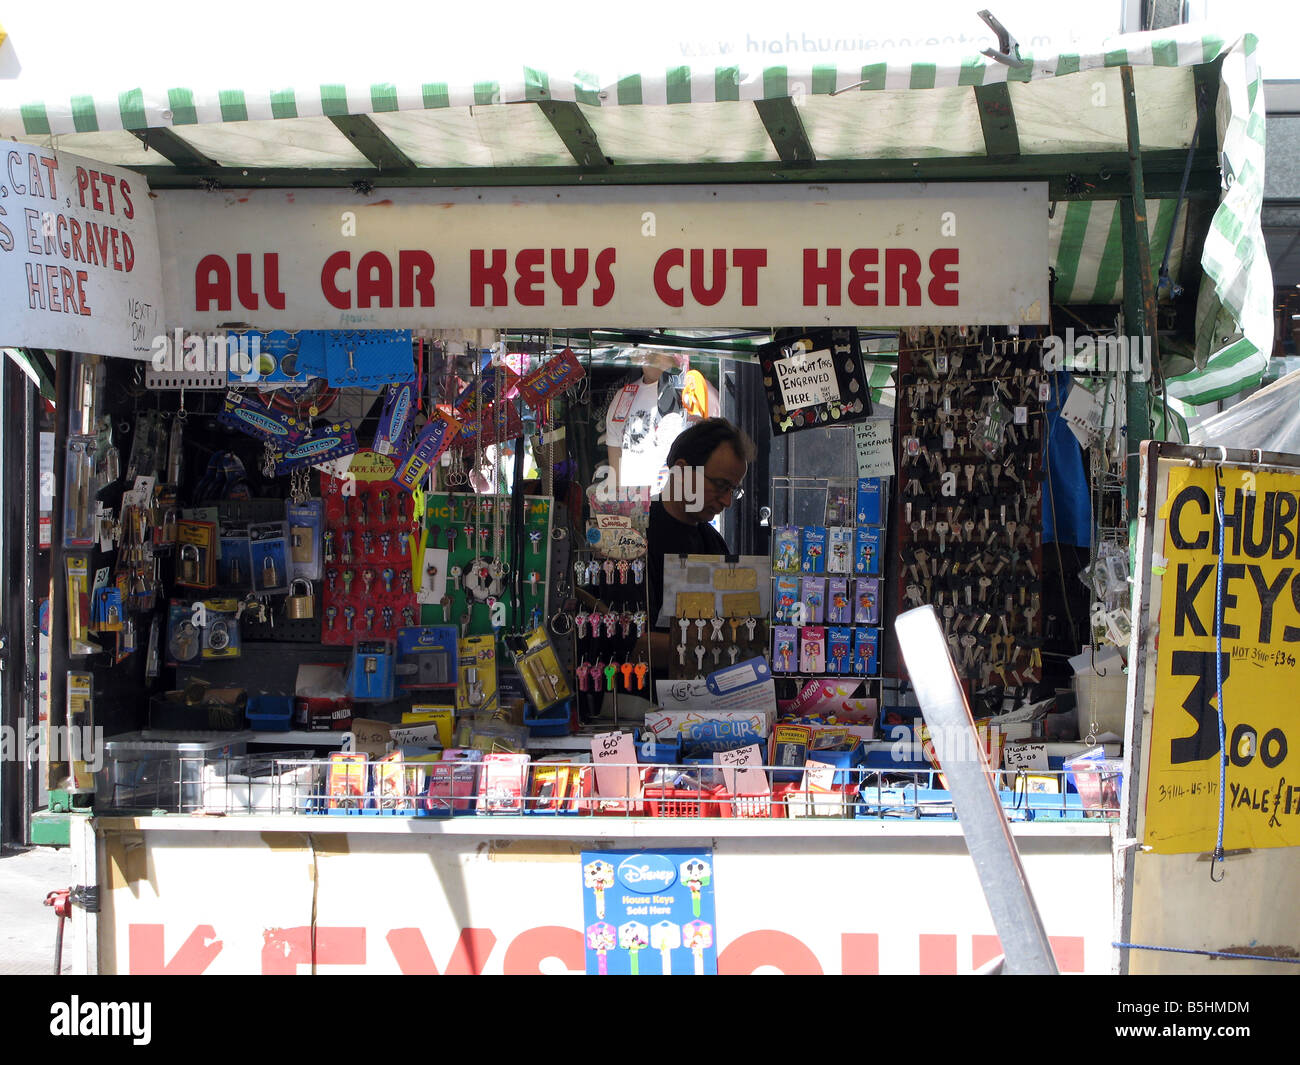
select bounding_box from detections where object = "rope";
[1115,941,1300,965]
[1211,469,1228,881]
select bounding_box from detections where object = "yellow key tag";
[713,566,757,591]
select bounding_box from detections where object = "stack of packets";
[769,679,877,817]
[776,678,877,736]
[767,724,868,817]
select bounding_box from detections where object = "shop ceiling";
[0,26,1272,407]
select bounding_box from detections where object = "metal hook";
[1209,854,1225,883]
[1091,637,1106,678]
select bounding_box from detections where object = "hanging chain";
[290,465,311,504]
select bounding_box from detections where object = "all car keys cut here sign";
[154,183,1047,330]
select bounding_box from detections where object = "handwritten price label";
[1003,743,1048,772]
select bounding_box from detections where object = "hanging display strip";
[418,492,551,639]
[895,328,1044,690]
[320,462,420,647]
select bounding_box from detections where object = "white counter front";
[77,815,1116,974]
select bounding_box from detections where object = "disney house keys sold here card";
[581,849,717,975]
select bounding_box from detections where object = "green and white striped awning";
[0,24,1271,407]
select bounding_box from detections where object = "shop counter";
[71,813,1117,975]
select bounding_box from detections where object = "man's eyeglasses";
[704,475,745,501]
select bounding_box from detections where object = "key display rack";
[895,327,1045,690]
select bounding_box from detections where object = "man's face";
[692,442,748,523]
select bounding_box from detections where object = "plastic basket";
[245,696,294,732]
[643,785,717,818]
[786,786,855,818]
[713,787,782,819]
[200,753,318,814]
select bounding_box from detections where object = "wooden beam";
[973,83,1020,159]
[537,101,610,169]
[754,98,815,164]
[128,128,220,169]
[130,149,1219,200]
[328,114,414,170]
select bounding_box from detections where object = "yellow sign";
[346,449,397,482]
[1145,465,1300,853]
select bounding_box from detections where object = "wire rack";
[93,752,1121,822]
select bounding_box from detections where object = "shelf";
[244,730,353,746]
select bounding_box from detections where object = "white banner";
[155,183,1048,330]
[93,822,1112,974]
[0,143,163,358]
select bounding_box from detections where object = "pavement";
[0,846,76,975]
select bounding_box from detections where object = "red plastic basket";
[643,785,717,818]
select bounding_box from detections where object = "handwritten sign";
[714,743,769,796]
[2,142,164,358]
[349,718,392,758]
[803,758,839,792]
[1003,743,1049,772]
[592,731,639,807]
[1144,465,1300,853]
[775,348,839,409]
[854,419,894,478]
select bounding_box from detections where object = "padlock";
[290,525,313,563]
[179,543,200,585]
[285,578,315,620]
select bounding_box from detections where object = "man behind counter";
[646,418,757,669]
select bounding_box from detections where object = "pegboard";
[895,327,1045,690]
[240,595,324,643]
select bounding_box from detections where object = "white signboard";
[775,348,838,408]
[854,419,894,478]
[154,183,1048,329]
[1,143,163,358]
[88,822,1113,974]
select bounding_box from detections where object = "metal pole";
[1120,66,1158,549]
[895,605,1059,975]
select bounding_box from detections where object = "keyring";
[549,609,573,636]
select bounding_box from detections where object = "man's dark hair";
[666,417,757,469]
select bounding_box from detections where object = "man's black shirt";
[647,499,730,631]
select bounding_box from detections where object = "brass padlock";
[179,543,200,585]
[285,578,315,620]
[290,525,313,563]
